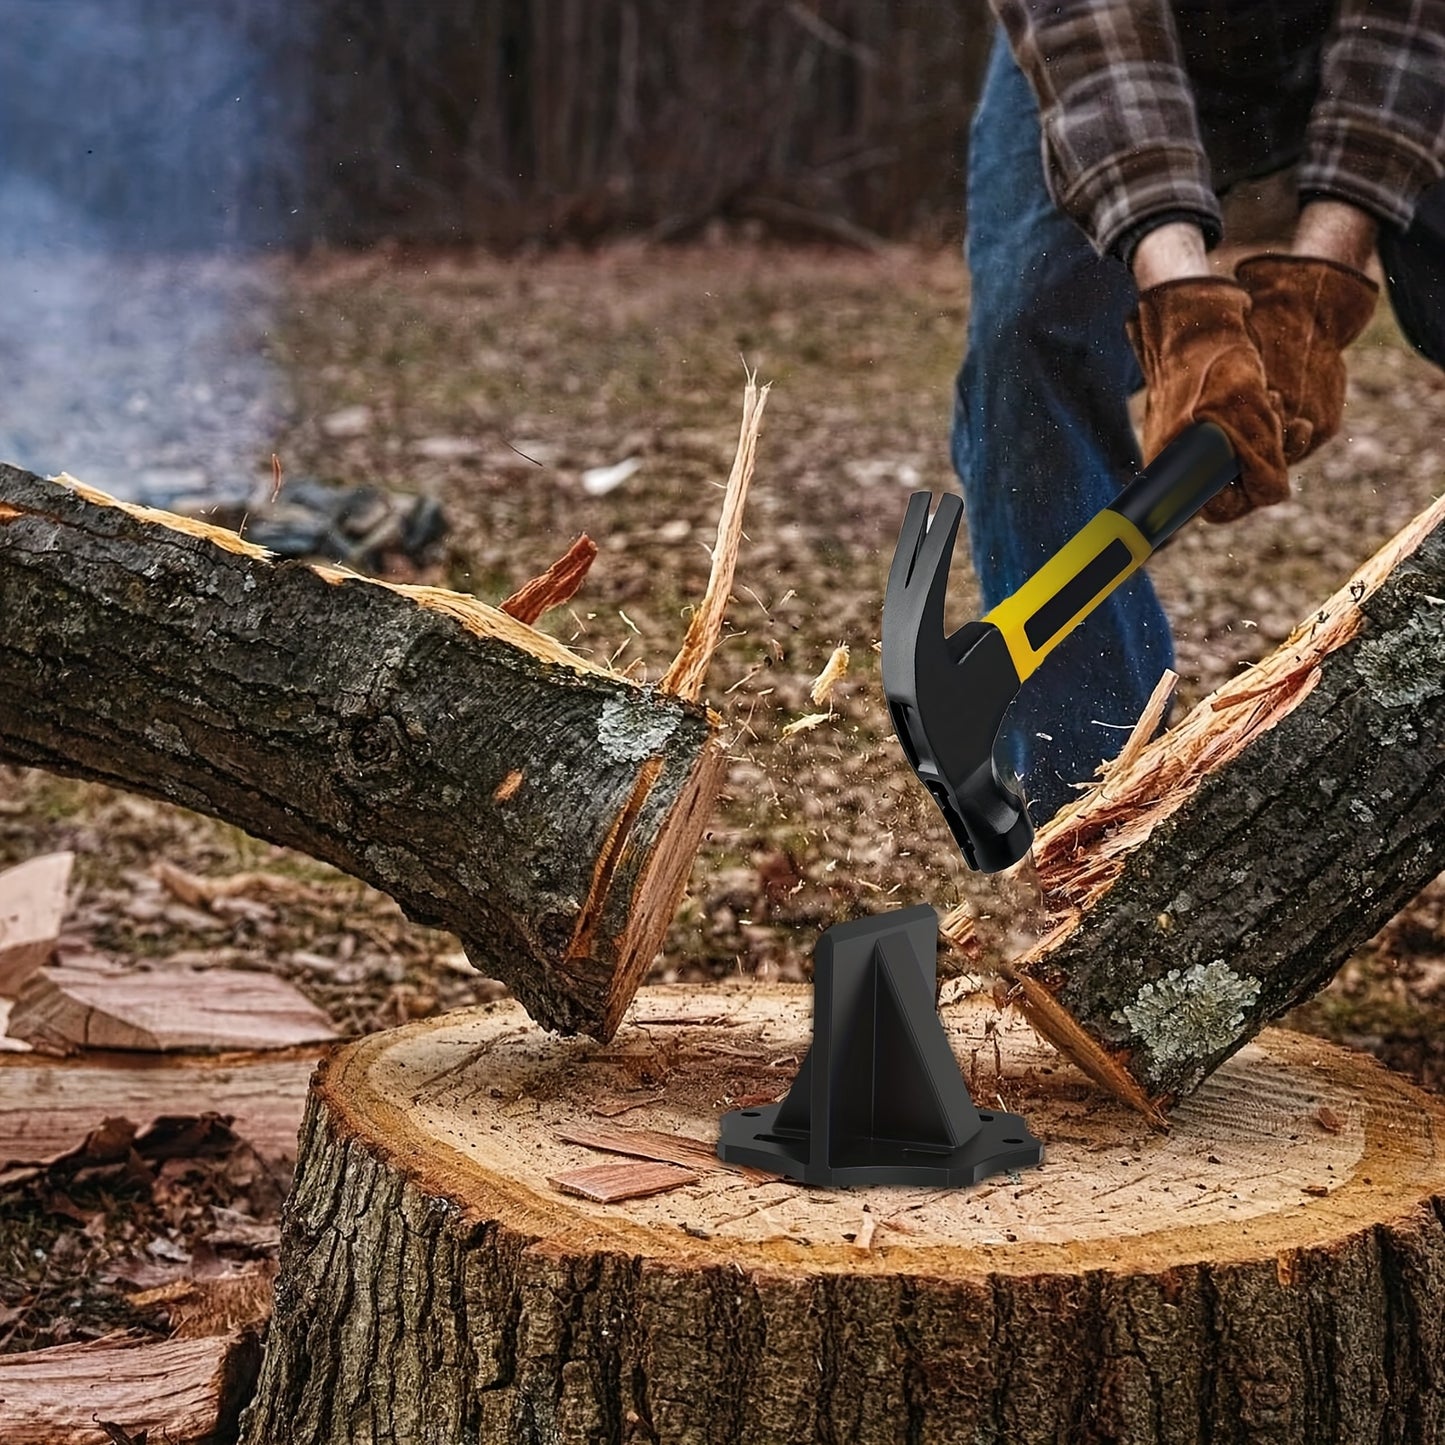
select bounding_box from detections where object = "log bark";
[945,494,1445,1118]
[0,464,727,1039]
[243,986,1445,1445]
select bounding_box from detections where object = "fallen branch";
[943,492,1445,1115]
[0,381,776,1041]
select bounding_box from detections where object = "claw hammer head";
[880,424,1238,874]
[881,492,1033,873]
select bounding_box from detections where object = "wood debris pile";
[0,850,328,1444]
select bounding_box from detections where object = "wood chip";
[0,1329,257,1442]
[499,533,598,624]
[492,769,524,802]
[781,711,831,738]
[1098,669,1178,785]
[729,1091,785,1109]
[0,998,31,1053]
[549,1160,699,1203]
[592,1093,667,1117]
[556,1124,725,1174]
[128,1279,197,1308]
[152,860,326,909]
[8,965,337,1053]
[808,644,850,705]
[0,1047,321,1169]
[0,852,73,997]
[1314,1105,1344,1134]
[557,1122,783,1184]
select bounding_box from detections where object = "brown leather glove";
[1126,277,1288,523]
[1235,253,1379,464]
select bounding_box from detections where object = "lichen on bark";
[1114,960,1261,1080]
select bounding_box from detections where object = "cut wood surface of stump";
[243,984,1445,1445]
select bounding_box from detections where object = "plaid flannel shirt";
[989,0,1445,261]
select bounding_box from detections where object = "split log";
[946,494,1445,1118]
[243,986,1445,1445]
[8,963,337,1053]
[0,463,730,1039]
[0,1045,322,1171]
[0,1329,261,1444]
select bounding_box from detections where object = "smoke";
[0,0,307,504]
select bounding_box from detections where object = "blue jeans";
[953,30,1445,822]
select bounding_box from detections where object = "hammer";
[882,422,1239,873]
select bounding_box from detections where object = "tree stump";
[244,985,1445,1445]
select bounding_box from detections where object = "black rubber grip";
[1023,537,1134,652]
[1112,422,1240,548]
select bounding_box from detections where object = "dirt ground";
[3,238,1442,1352]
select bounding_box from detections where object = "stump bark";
[0,465,726,1038]
[946,493,1445,1117]
[244,986,1445,1445]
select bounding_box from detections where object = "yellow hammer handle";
[981,510,1151,682]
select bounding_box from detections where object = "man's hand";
[1235,202,1380,464]
[1127,223,1288,522]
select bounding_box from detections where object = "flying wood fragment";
[498,532,598,624]
[808,643,849,705]
[781,710,831,738]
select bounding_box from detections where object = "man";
[953,0,1445,821]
